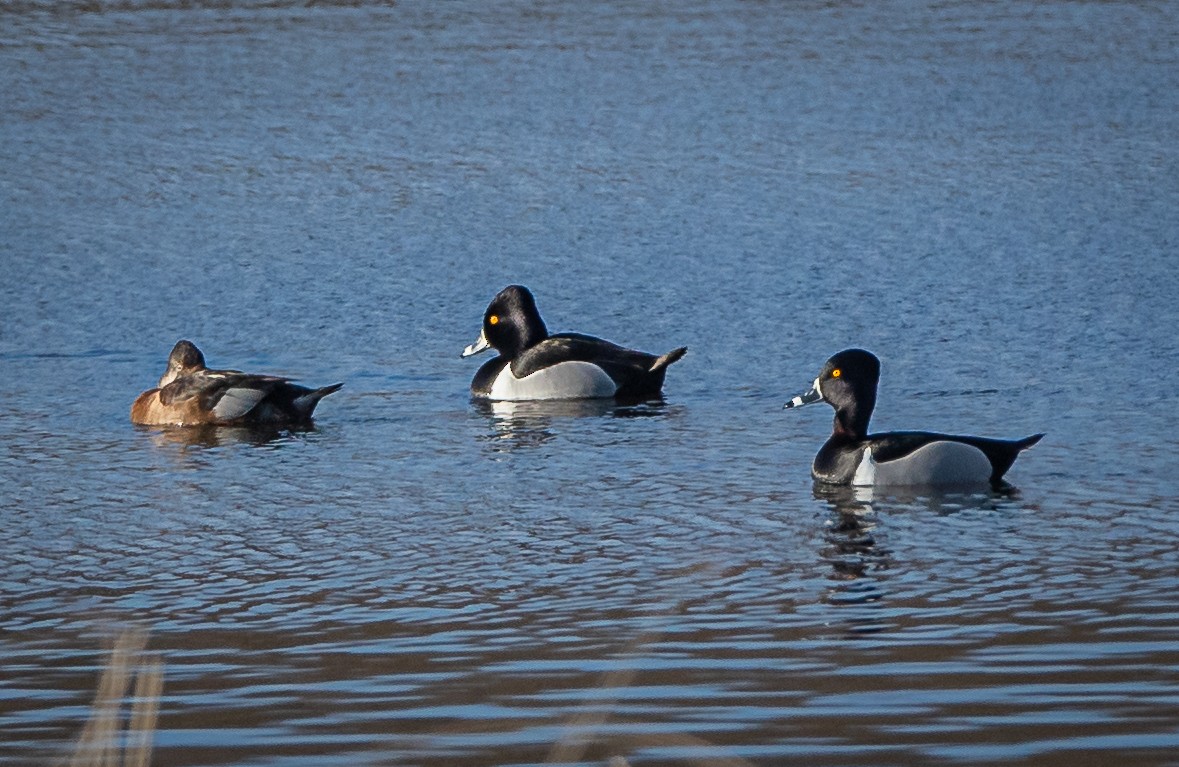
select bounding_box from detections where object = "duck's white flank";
[854,440,992,486]
[489,361,617,401]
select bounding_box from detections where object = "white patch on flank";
[489,361,617,401]
[854,440,992,487]
[851,451,877,486]
[211,387,267,420]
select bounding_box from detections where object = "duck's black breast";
[471,356,510,396]
[813,438,870,484]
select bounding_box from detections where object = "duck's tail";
[1017,433,1046,451]
[649,346,687,373]
[986,432,1046,488]
[293,382,344,416]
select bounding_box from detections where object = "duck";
[460,285,687,401]
[131,340,342,427]
[783,348,1042,488]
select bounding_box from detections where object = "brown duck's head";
[158,339,206,388]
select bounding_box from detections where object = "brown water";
[2,0,1179,765]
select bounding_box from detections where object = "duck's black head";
[785,348,880,439]
[159,339,206,387]
[463,285,549,359]
[818,348,880,438]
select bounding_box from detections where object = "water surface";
[2,1,1179,765]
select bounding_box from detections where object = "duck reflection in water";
[810,484,898,637]
[814,482,1015,581]
[814,483,1029,637]
[815,484,891,585]
[473,398,672,452]
[830,481,1028,514]
[142,422,315,450]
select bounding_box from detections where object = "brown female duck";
[131,340,342,426]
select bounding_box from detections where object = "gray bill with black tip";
[784,378,823,409]
[461,331,491,358]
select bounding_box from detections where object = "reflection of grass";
[61,624,751,767]
[63,629,162,767]
[546,627,757,767]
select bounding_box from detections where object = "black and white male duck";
[131,340,342,427]
[461,285,687,401]
[784,348,1042,488]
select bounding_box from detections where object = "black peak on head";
[168,339,206,371]
[485,284,548,355]
[820,348,880,438]
[823,348,880,384]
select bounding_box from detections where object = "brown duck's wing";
[159,371,287,421]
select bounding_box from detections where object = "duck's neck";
[520,316,548,349]
[832,396,873,441]
[503,318,547,356]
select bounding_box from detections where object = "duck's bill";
[784,379,823,409]
[461,331,491,358]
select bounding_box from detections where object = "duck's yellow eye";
[831,368,841,378]
[489,315,499,325]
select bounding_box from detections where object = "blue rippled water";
[2,1,1178,765]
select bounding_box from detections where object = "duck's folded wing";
[868,431,957,464]
[870,431,1042,479]
[206,385,267,420]
[158,374,218,406]
[513,334,655,379]
[159,372,285,421]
